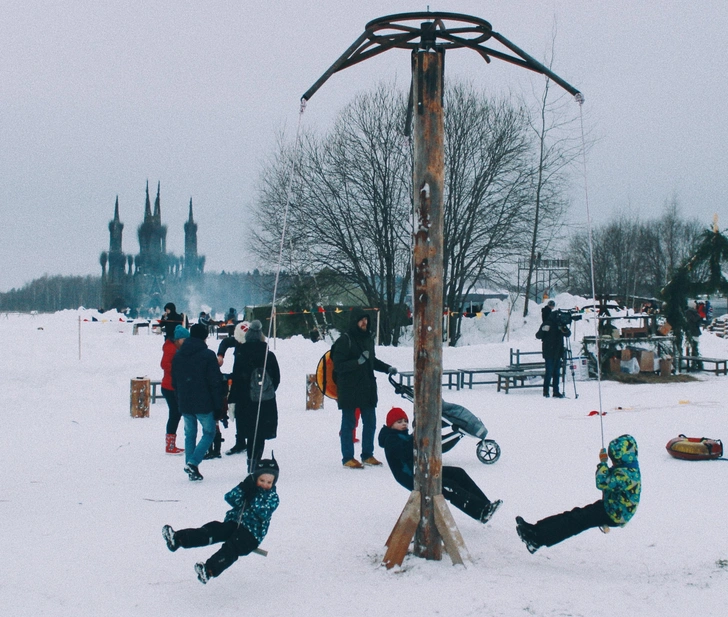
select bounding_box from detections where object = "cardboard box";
[621,349,632,361]
[660,357,673,376]
[639,350,655,372]
[609,357,621,373]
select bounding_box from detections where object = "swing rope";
[247,98,308,473]
[575,93,605,449]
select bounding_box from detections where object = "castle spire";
[114,195,120,222]
[153,181,161,221]
[184,196,201,281]
[144,180,151,219]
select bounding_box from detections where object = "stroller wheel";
[476,439,501,464]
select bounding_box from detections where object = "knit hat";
[252,453,279,484]
[190,323,209,340]
[245,319,264,342]
[233,321,250,344]
[386,407,409,427]
[173,325,190,340]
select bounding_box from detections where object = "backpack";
[250,367,275,402]
[315,334,352,400]
[315,349,338,400]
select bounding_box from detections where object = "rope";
[575,92,605,449]
[248,98,308,472]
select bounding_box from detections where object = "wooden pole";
[411,40,446,561]
[382,23,468,570]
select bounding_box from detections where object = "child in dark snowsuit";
[516,434,641,554]
[162,456,280,584]
[377,407,502,523]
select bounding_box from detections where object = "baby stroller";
[388,375,501,464]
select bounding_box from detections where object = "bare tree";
[251,84,413,345]
[442,82,537,344]
[568,201,704,300]
[253,81,572,345]
[520,37,584,316]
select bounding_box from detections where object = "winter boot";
[515,516,541,554]
[204,429,222,460]
[480,499,503,524]
[194,562,211,584]
[184,464,203,481]
[162,525,179,552]
[226,437,246,455]
[166,434,184,455]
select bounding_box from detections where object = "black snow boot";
[204,428,223,460]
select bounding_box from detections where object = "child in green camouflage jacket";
[515,434,640,554]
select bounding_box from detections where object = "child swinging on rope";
[515,434,640,553]
[378,408,502,523]
[162,456,280,584]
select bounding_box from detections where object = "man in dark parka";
[172,323,224,480]
[331,308,397,468]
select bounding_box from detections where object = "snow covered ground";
[2,297,727,616]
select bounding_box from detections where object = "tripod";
[561,333,579,399]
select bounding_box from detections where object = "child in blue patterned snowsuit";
[162,457,280,583]
[516,434,640,553]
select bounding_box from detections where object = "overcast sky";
[2,1,726,292]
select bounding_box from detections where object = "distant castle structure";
[100,181,205,313]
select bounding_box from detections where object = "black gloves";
[239,474,257,500]
[388,366,398,375]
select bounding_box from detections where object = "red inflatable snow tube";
[666,434,723,460]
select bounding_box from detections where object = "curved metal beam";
[301,12,581,102]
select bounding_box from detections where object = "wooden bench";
[509,348,545,370]
[496,369,546,393]
[132,322,151,335]
[678,356,728,375]
[458,367,511,389]
[398,369,461,390]
[150,380,163,403]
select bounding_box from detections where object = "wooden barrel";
[130,377,150,418]
[305,374,324,410]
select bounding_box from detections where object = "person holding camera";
[536,309,569,398]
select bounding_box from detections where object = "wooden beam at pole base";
[433,495,471,566]
[382,491,471,569]
[382,491,421,569]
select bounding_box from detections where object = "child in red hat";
[378,407,502,523]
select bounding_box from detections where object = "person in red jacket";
[161,325,189,454]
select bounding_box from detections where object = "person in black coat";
[537,310,568,398]
[541,299,555,323]
[331,308,397,469]
[377,407,502,523]
[160,302,186,340]
[227,320,280,470]
[217,322,250,456]
[172,323,224,481]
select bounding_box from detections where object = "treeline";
[0,271,292,316]
[568,200,705,300]
[0,275,102,312]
